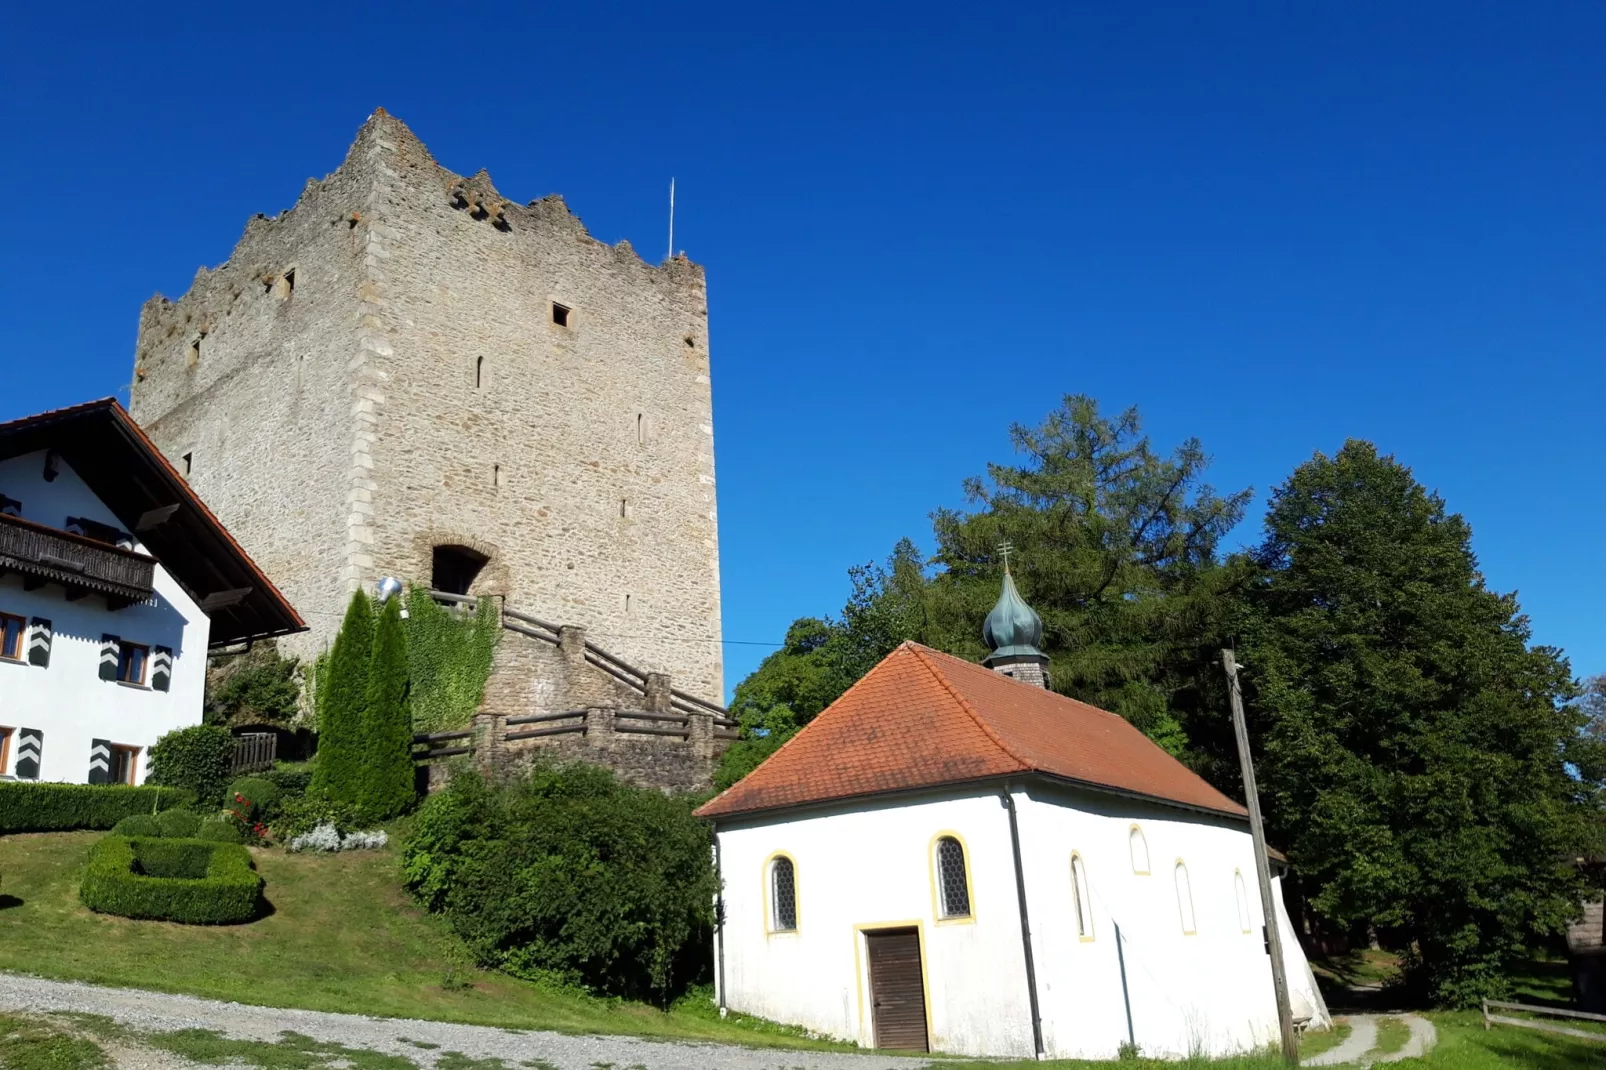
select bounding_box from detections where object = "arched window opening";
[935,836,971,918]
[1071,854,1094,939]
[1235,870,1252,933]
[432,544,489,596]
[1129,826,1149,875]
[1175,861,1197,935]
[770,856,797,932]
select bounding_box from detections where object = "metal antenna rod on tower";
[667,178,675,261]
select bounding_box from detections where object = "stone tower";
[130,110,723,700]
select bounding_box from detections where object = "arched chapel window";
[1175,861,1197,935]
[770,856,797,932]
[935,836,972,918]
[1130,826,1149,874]
[1235,870,1252,934]
[1071,853,1094,939]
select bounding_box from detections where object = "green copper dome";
[983,568,1045,663]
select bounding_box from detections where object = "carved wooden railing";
[0,512,156,605]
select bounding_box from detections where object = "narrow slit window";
[493,464,502,488]
[475,356,483,389]
[620,498,627,518]
[1130,826,1149,874]
[636,413,644,446]
[187,339,201,367]
[181,452,193,477]
[935,836,971,918]
[1071,854,1094,939]
[1175,861,1197,935]
[770,856,797,932]
[1235,870,1252,933]
[551,302,571,327]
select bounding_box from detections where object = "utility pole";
[1222,649,1298,1065]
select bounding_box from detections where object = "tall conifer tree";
[310,589,374,805]
[360,597,416,821]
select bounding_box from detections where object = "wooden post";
[1223,649,1298,1065]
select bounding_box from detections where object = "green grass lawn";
[0,832,840,1050]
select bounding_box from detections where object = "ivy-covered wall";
[405,587,500,733]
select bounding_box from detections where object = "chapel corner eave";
[698,769,1252,828]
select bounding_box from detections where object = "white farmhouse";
[697,569,1328,1059]
[0,399,303,785]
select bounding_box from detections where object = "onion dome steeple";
[982,546,1050,688]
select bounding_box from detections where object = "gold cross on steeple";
[997,540,1015,573]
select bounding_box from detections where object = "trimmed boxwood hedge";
[79,836,262,924]
[0,782,196,833]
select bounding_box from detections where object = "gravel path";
[0,974,926,1070]
[1304,1013,1437,1067]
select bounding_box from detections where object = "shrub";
[227,777,282,823]
[402,764,716,1000]
[261,763,314,799]
[112,814,162,838]
[311,590,373,806]
[155,809,202,839]
[358,598,415,822]
[0,782,196,833]
[79,836,262,924]
[148,725,236,807]
[272,795,361,841]
[286,824,388,853]
[197,817,244,844]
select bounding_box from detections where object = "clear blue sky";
[2,3,1601,695]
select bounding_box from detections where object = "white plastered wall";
[716,782,1324,1059]
[715,789,1039,1058]
[0,451,208,783]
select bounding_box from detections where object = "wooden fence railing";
[1483,999,1606,1043]
[412,729,474,760]
[231,732,276,774]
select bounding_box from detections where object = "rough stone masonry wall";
[127,112,724,702]
[359,114,723,699]
[470,617,723,793]
[129,157,373,662]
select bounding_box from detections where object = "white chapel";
[697,569,1328,1059]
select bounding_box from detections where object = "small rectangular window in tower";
[551,302,571,327]
[493,464,503,488]
[475,356,483,389]
[636,413,644,446]
[620,498,627,519]
[181,452,193,477]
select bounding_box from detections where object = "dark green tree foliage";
[405,587,500,734]
[716,396,1249,788]
[148,725,237,806]
[359,598,416,821]
[925,395,1250,757]
[402,765,716,1000]
[1241,441,1595,1005]
[311,590,374,806]
[204,646,301,727]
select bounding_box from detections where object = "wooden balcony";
[0,512,156,607]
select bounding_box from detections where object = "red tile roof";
[697,642,1248,821]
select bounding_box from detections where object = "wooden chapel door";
[866,927,929,1051]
